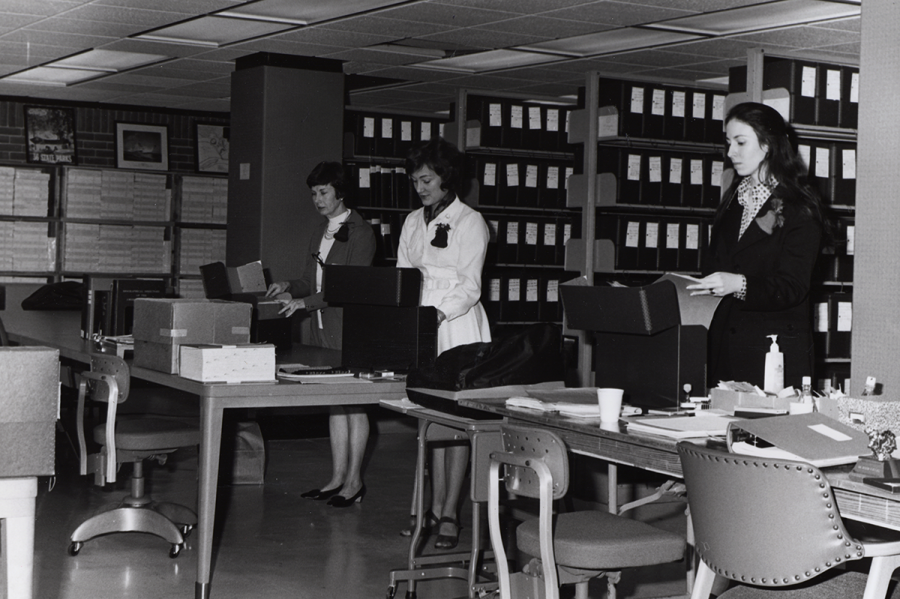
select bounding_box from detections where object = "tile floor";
[16,408,689,599]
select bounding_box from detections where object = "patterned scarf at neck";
[423,194,455,225]
[736,177,778,240]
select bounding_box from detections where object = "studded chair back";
[678,442,863,587]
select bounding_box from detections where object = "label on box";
[672,91,686,118]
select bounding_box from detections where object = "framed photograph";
[116,122,168,171]
[25,106,77,165]
[195,123,229,173]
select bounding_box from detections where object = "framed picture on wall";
[25,106,77,165]
[195,123,229,173]
[115,122,168,171]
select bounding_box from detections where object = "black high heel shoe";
[327,484,366,508]
[301,487,341,501]
[434,517,461,550]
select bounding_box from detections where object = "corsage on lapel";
[333,222,349,242]
[431,223,451,248]
[755,197,784,234]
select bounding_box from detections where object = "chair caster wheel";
[169,543,182,558]
[180,524,193,538]
[68,542,83,556]
[386,586,396,599]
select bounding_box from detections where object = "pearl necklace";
[323,209,350,240]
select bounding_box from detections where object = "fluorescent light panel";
[2,50,170,86]
[218,0,409,25]
[520,28,702,58]
[419,49,564,73]
[646,0,861,36]
[3,66,107,86]
[135,15,293,47]
[54,49,169,72]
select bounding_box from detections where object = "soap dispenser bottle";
[764,334,784,394]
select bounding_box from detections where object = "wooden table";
[456,396,900,533]
[3,294,408,599]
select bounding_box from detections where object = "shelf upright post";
[576,72,602,387]
[746,48,765,103]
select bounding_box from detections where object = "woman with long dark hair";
[687,102,825,389]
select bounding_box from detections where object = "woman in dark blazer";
[267,161,376,507]
[687,102,825,390]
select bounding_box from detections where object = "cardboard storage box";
[132,299,252,374]
[0,347,60,477]
[561,274,721,409]
[180,344,276,383]
[324,265,421,307]
[342,305,437,372]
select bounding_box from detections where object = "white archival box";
[179,344,276,383]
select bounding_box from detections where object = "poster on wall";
[196,123,229,173]
[116,122,168,171]
[25,106,77,165]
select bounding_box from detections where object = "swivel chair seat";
[488,425,686,599]
[69,354,199,558]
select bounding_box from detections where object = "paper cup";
[597,388,625,423]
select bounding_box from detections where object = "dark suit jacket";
[289,209,375,350]
[704,183,822,389]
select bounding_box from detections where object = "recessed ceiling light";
[3,66,107,86]
[519,28,703,58]
[418,49,565,73]
[646,0,861,36]
[135,15,294,47]
[218,0,410,25]
[54,49,170,72]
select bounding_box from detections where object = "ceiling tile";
[2,29,118,49]
[378,2,521,27]
[92,0,242,15]
[473,15,611,38]
[321,15,456,38]
[544,0,694,27]
[231,38,344,57]
[320,48,426,67]
[62,5,188,28]
[417,27,551,49]
[430,0,598,14]
[731,24,860,49]
[22,17,146,38]
[0,1,87,18]
[275,26,396,48]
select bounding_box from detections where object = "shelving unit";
[728,48,860,393]
[0,163,227,298]
[564,74,728,384]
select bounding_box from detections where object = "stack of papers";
[505,396,641,419]
[626,414,737,438]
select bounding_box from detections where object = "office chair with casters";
[487,425,686,599]
[69,353,199,558]
[678,442,900,599]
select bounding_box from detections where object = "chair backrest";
[677,442,864,587]
[500,425,569,500]
[88,353,130,403]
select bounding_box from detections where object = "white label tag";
[489,104,502,127]
[645,222,658,248]
[627,154,641,181]
[546,109,559,132]
[815,302,828,332]
[525,165,538,188]
[692,93,706,119]
[528,106,542,130]
[508,278,520,302]
[686,224,699,250]
[544,223,557,246]
[672,91,686,118]
[363,117,375,138]
[826,69,841,101]
[630,87,644,113]
[842,149,856,180]
[547,166,559,190]
[381,117,393,139]
[815,147,830,179]
[420,122,432,141]
[809,423,852,442]
[525,222,538,245]
[510,105,523,129]
[506,163,519,187]
[625,221,640,248]
[666,223,679,249]
[649,156,662,183]
[801,65,816,97]
[547,280,559,302]
[484,163,497,187]
[669,157,682,184]
[507,221,519,245]
[850,72,860,103]
[526,279,538,302]
[690,159,703,185]
[651,89,665,116]
[837,301,852,332]
[401,121,412,141]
